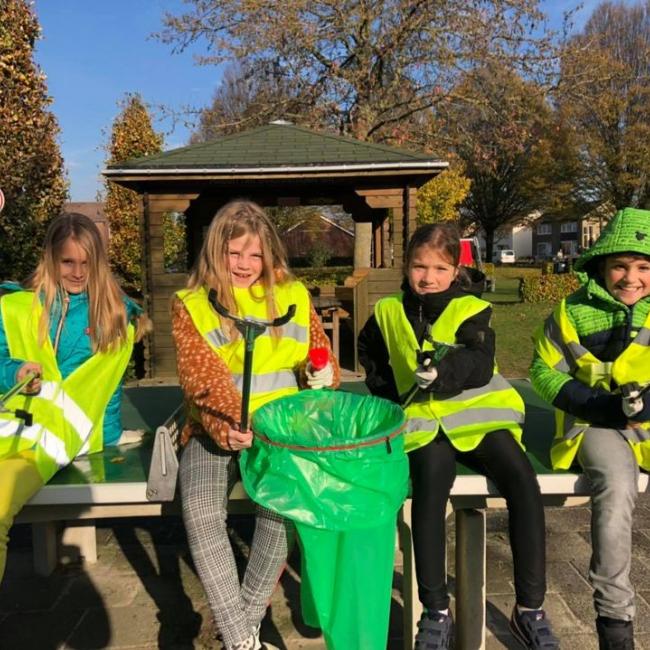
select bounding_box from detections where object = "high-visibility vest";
[375,293,524,453]
[0,291,134,481]
[534,299,650,470]
[177,282,311,421]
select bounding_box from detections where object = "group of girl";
[2,200,647,650]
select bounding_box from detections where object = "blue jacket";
[0,283,141,446]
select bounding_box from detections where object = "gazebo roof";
[103,122,447,179]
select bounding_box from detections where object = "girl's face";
[408,245,458,295]
[228,233,264,288]
[58,237,89,294]
[602,254,650,306]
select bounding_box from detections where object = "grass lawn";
[484,266,550,378]
[491,301,553,378]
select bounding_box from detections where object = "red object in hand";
[308,347,329,370]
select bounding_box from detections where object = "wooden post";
[354,221,373,268]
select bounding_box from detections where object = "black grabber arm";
[207,289,296,432]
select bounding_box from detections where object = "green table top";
[47,379,558,488]
[48,385,183,487]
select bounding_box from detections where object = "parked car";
[494,249,516,264]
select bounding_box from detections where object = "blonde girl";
[172,200,339,650]
[0,212,149,582]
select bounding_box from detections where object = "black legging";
[408,429,546,611]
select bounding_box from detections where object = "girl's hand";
[17,362,42,395]
[414,357,438,389]
[306,362,334,389]
[226,426,253,451]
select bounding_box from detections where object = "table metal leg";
[455,508,486,650]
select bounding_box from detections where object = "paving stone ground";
[1,496,649,649]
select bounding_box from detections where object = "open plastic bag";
[240,389,408,650]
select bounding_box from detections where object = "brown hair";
[406,223,462,267]
[406,223,470,287]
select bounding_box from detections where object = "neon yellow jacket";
[533,298,650,470]
[0,291,134,481]
[177,282,311,421]
[375,293,524,452]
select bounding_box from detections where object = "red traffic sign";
[0,189,4,213]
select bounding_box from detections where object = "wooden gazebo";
[103,122,447,376]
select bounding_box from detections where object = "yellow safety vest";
[177,282,311,421]
[375,293,524,453]
[534,299,650,470]
[0,291,134,481]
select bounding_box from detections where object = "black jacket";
[358,269,496,403]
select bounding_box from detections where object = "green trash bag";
[240,389,408,650]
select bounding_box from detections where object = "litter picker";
[0,372,37,426]
[207,289,296,432]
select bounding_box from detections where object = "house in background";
[532,213,605,260]
[64,202,109,244]
[473,222,534,261]
[491,224,533,258]
[284,213,354,266]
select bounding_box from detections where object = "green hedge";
[521,273,580,303]
[294,266,353,286]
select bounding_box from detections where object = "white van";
[494,249,516,264]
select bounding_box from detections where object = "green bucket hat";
[574,207,650,273]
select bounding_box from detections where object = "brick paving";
[1,497,650,649]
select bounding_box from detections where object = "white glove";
[306,362,334,389]
[415,360,438,389]
[622,389,644,418]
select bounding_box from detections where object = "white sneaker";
[231,634,256,650]
[229,625,280,650]
[252,624,280,650]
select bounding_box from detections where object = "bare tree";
[190,62,324,142]
[159,0,554,144]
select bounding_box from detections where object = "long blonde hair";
[188,200,292,330]
[25,213,130,352]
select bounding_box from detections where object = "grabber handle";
[0,372,38,408]
[308,347,329,371]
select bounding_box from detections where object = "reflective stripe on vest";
[206,319,308,350]
[0,291,134,481]
[0,419,70,467]
[534,298,650,470]
[375,293,524,453]
[231,370,300,393]
[177,282,311,419]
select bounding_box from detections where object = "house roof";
[103,122,447,179]
[286,213,355,237]
[64,202,106,222]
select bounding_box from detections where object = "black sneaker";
[509,607,559,649]
[596,617,634,650]
[414,610,453,650]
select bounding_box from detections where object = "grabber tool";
[308,347,330,371]
[208,289,296,432]
[0,372,37,426]
[401,355,433,408]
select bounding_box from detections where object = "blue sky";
[33,0,617,201]
[34,0,220,201]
